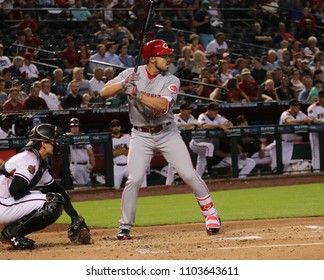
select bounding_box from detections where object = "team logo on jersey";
[28,165,36,175]
[167,84,177,94]
[309,110,313,114]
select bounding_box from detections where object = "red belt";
[133,122,171,133]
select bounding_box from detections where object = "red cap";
[24,52,33,60]
[66,36,74,42]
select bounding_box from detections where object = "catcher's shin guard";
[5,192,65,238]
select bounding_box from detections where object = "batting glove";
[125,85,142,100]
[121,72,141,91]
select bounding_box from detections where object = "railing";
[1,124,324,189]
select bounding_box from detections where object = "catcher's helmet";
[69,118,80,127]
[26,124,64,155]
[142,39,174,64]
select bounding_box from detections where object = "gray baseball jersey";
[111,65,180,127]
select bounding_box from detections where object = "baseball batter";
[68,118,95,186]
[110,119,147,189]
[0,124,91,249]
[270,99,312,171]
[307,90,324,172]
[101,39,221,240]
[190,102,233,176]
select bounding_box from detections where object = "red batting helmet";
[142,39,174,64]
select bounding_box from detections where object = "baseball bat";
[134,0,156,73]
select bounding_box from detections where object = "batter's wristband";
[121,80,127,91]
[136,90,142,101]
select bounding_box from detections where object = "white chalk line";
[216,242,324,251]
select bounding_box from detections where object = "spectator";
[225,77,251,103]
[96,0,115,22]
[18,13,38,33]
[307,79,323,102]
[252,22,273,47]
[290,67,306,95]
[77,41,91,69]
[205,32,230,56]
[251,57,267,85]
[273,22,295,48]
[109,20,134,45]
[297,18,321,44]
[166,101,199,184]
[307,90,324,172]
[20,52,39,81]
[103,66,115,83]
[299,7,316,30]
[176,46,195,72]
[188,33,205,55]
[67,67,92,96]
[192,0,214,49]
[208,0,223,28]
[3,87,23,112]
[299,75,313,100]
[89,44,110,73]
[278,48,293,75]
[10,30,28,57]
[89,67,105,97]
[267,49,279,70]
[173,31,188,57]
[259,54,273,73]
[105,42,124,67]
[176,67,197,101]
[23,27,41,55]
[1,68,13,94]
[155,20,177,49]
[118,43,135,68]
[80,93,92,108]
[269,99,312,172]
[303,36,320,57]
[216,59,233,83]
[0,43,12,73]
[230,58,247,77]
[62,79,82,109]
[22,81,48,110]
[68,0,92,22]
[132,0,149,33]
[51,68,68,100]
[190,102,233,177]
[67,117,96,186]
[276,74,297,100]
[192,50,207,76]
[11,79,27,103]
[39,78,62,110]
[239,68,272,102]
[196,67,220,99]
[276,40,289,61]
[8,56,24,79]
[110,119,147,190]
[60,36,80,74]
[0,78,8,110]
[260,79,278,101]
[112,0,131,22]
[205,52,219,73]
[93,23,112,41]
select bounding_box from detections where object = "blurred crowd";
[0,0,323,117]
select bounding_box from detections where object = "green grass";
[57,183,324,228]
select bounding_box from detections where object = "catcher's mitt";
[67,215,91,244]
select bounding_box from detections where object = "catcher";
[0,123,91,249]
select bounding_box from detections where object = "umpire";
[0,123,91,249]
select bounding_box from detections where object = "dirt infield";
[1,174,324,260]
